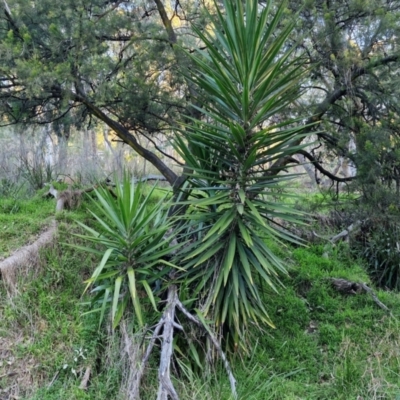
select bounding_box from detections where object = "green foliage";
[72,175,179,329]
[2,186,400,399]
[0,0,181,132]
[354,217,400,290]
[0,177,25,198]
[0,229,113,400]
[19,158,54,191]
[254,246,400,399]
[285,0,400,205]
[173,0,308,347]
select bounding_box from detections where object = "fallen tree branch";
[43,183,117,212]
[157,285,180,400]
[135,174,167,182]
[0,220,57,293]
[79,367,91,390]
[330,220,362,243]
[176,299,237,399]
[359,282,391,313]
[47,369,60,388]
[125,285,237,400]
[312,220,363,244]
[104,175,168,186]
[128,322,164,400]
[0,371,17,379]
[330,278,391,312]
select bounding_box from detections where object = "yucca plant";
[72,175,179,329]
[73,1,310,396]
[173,0,310,348]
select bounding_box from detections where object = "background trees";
[287,0,400,193]
[1,0,400,193]
[0,0,188,185]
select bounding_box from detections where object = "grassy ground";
[1,190,399,399]
[0,194,55,259]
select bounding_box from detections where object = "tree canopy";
[1,0,400,191]
[289,0,400,189]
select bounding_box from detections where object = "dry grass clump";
[0,333,40,400]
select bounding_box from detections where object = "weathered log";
[330,278,362,295]
[0,221,57,293]
[330,278,391,312]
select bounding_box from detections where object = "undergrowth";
[0,191,399,399]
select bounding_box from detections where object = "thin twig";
[129,322,164,399]
[176,300,237,399]
[360,283,391,313]
[140,131,184,166]
[47,370,60,388]
[0,371,17,379]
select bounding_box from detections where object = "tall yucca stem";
[174,0,309,349]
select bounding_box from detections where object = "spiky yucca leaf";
[73,175,179,329]
[174,0,310,348]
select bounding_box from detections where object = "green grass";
[254,244,400,399]
[0,194,55,258]
[1,189,400,400]
[0,197,122,400]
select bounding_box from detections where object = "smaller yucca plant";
[73,175,179,329]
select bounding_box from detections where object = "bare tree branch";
[70,89,180,186]
[153,0,177,45]
[297,149,355,182]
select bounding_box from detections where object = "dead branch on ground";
[79,367,91,390]
[127,284,237,400]
[0,221,57,294]
[312,220,363,244]
[330,278,391,312]
[157,285,180,400]
[43,183,117,211]
[176,299,237,397]
[359,282,391,313]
